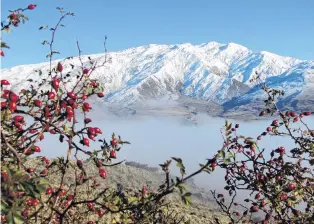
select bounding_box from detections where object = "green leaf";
[51,51,60,55]
[1,42,10,49]
[6,211,13,223]
[225,120,232,131]
[127,197,138,204]
[13,212,24,224]
[39,26,48,30]
[1,202,10,212]
[223,158,231,165]
[63,125,70,134]
[113,196,120,205]
[226,152,233,159]
[41,40,49,45]
[171,157,182,164]
[182,192,192,206]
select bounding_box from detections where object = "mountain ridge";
[1,41,313,119]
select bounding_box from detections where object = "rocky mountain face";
[2,41,313,119]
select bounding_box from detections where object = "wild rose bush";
[208,73,314,224]
[0,5,198,224]
[1,4,314,224]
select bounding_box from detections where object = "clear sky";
[1,0,314,68]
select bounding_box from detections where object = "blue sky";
[1,0,314,68]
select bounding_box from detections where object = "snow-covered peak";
[1,41,312,111]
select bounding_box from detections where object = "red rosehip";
[34,99,42,107]
[87,127,96,135]
[259,111,266,116]
[59,189,67,196]
[32,199,39,206]
[81,94,87,100]
[49,129,56,134]
[83,68,89,74]
[40,169,47,176]
[99,168,107,178]
[9,93,19,102]
[67,92,77,99]
[83,138,90,147]
[60,100,67,108]
[13,115,24,122]
[33,146,41,152]
[67,194,73,201]
[293,117,299,123]
[57,62,63,72]
[304,111,311,116]
[281,193,287,200]
[110,150,116,159]
[28,4,37,10]
[142,186,147,195]
[1,79,10,85]
[278,146,285,153]
[272,120,279,126]
[88,134,95,141]
[290,111,297,117]
[84,118,92,124]
[52,77,60,91]
[0,50,4,57]
[111,138,118,147]
[288,183,295,191]
[9,13,18,20]
[1,171,9,179]
[91,81,98,87]
[66,106,74,116]
[46,188,53,195]
[82,102,91,112]
[87,202,94,208]
[27,168,34,173]
[94,127,102,134]
[285,111,291,117]
[12,20,19,27]
[1,101,7,108]
[98,209,105,217]
[255,193,260,199]
[97,92,104,98]
[48,91,56,100]
[211,162,217,168]
[29,129,38,134]
[266,127,272,132]
[257,136,262,140]
[77,160,83,168]
[24,149,33,155]
[63,201,69,208]
[22,209,29,217]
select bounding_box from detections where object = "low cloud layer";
[34,105,314,196]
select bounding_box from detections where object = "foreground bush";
[1,4,313,224]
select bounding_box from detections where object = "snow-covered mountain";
[1,41,313,118]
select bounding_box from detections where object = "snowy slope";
[1,41,313,114]
[223,61,314,113]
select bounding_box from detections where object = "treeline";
[125,161,159,173]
